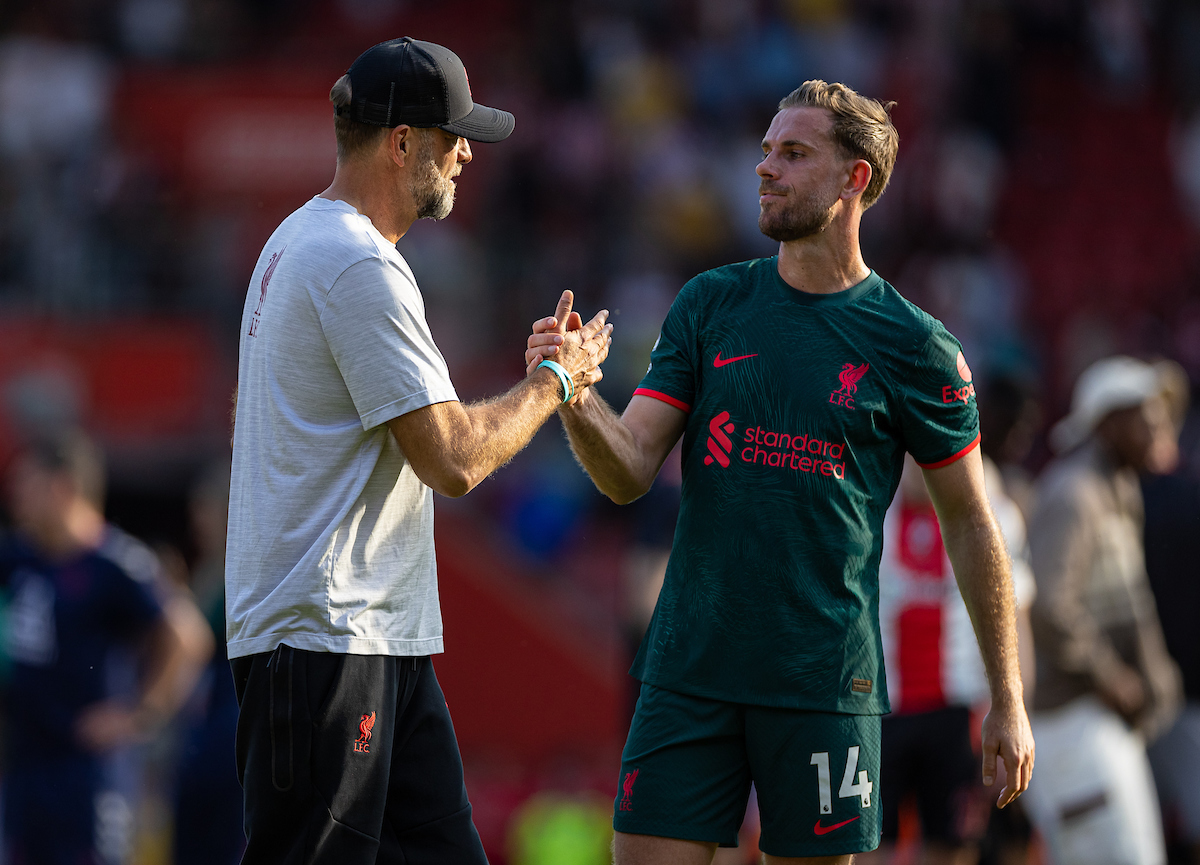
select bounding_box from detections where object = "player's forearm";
[559,392,656,504]
[943,516,1025,707]
[138,596,214,724]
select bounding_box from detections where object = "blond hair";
[778,80,898,209]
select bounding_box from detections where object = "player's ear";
[842,159,872,201]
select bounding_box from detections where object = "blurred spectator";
[1141,360,1200,865]
[864,454,1035,865]
[0,431,212,864]
[0,7,115,309]
[976,375,1041,865]
[1025,357,1183,865]
[977,375,1041,524]
[173,457,243,865]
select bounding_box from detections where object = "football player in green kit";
[526,80,1034,865]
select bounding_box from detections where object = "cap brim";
[440,103,515,143]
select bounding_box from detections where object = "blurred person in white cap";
[1024,355,1183,865]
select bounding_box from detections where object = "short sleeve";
[633,282,699,412]
[96,536,164,638]
[899,326,980,468]
[321,257,459,430]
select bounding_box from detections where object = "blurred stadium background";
[1,0,1199,862]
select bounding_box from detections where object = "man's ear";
[842,159,872,201]
[387,125,413,168]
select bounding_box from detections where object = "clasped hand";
[525,290,612,405]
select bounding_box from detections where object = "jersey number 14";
[810,747,873,813]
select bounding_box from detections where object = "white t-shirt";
[226,197,458,659]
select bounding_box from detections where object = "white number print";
[809,752,833,814]
[810,746,873,814]
[839,745,873,808]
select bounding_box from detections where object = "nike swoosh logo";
[713,352,758,368]
[813,816,860,835]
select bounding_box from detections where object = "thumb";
[982,740,998,787]
[553,291,574,335]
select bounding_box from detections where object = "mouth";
[758,187,787,203]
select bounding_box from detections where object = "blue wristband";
[537,359,574,404]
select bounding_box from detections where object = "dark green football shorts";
[613,682,882,858]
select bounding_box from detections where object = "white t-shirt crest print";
[226,197,458,659]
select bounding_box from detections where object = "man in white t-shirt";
[226,37,612,865]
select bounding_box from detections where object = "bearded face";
[757,181,839,242]
[409,132,457,221]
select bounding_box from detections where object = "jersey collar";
[771,258,883,307]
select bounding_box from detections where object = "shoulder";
[860,277,944,351]
[281,200,409,286]
[94,527,162,587]
[676,258,772,311]
[1034,449,1109,519]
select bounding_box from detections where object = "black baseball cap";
[335,37,515,143]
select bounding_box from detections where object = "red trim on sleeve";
[915,433,981,470]
[633,388,691,413]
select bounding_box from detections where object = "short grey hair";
[330,74,388,161]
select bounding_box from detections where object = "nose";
[756,152,775,179]
[458,137,473,165]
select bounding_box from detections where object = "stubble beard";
[758,186,838,242]
[410,135,457,221]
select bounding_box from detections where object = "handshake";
[524,289,613,407]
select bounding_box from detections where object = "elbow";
[606,480,651,506]
[429,467,479,499]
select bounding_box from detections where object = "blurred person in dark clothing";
[1025,357,1183,865]
[0,432,212,865]
[1142,361,1200,865]
[174,458,244,865]
[977,376,1041,524]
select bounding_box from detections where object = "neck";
[775,208,870,295]
[32,500,105,561]
[319,161,416,244]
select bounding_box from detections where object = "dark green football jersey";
[631,258,980,714]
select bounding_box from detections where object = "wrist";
[988,679,1025,711]
[560,386,592,411]
[536,359,573,404]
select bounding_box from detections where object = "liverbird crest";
[837,363,870,395]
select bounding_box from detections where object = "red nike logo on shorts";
[813,816,860,835]
[713,352,758,368]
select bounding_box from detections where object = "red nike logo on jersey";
[713,352,758,368]
[813,816,860,835]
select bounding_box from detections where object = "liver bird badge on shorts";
[354,711,376,753]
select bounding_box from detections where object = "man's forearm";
[943,515,1025,706]
[559,392,657,504]
[450,369,565,493]
[139,597,214,723]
